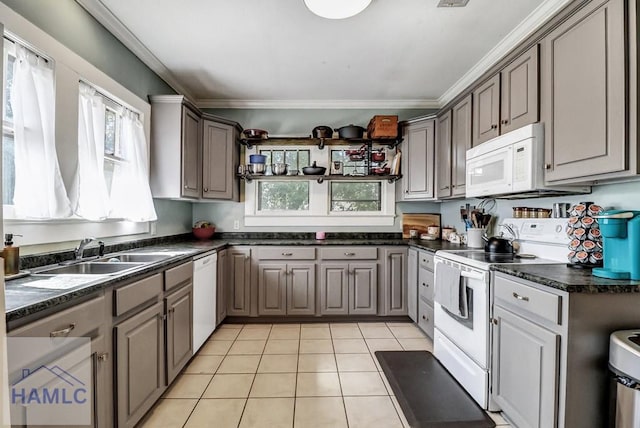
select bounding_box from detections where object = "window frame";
[244,145,396,227]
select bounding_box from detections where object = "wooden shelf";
[238,136,402,150]
[237,173,402,184]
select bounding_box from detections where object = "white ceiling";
[83,0,568,108]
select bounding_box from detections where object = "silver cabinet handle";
[98,353,109,362]
[50,323,76,337]
[204,188,209,192]
[422,315,428,321]
[344,252,355,256]
[282,252,293,256]
[491,124,498,129]
[544,164,551,170]
[422,282,428,287]
[512,292,530,302]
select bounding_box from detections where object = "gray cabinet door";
[407,249,418,322]
[180,105,201,198]
[501,44,539,134]
[417,299,434,339]
[436,110,452,198]
[287,263,316,315]
[384,248,407,316]
[451,94,472,196]
[216,249,228,325]
[166,284,193,384]
[402,119,435,200]
[472,74,500,146]
[202,120,238,200]
[320,264,349,315]
[492,305,559,428]
[227,248,252,316]
[541,0,625,182]
[258,263,287,316]
[349,263,378,315]
[115,302,165,428]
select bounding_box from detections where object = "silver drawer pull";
[282,252,293,256]
[344,252,355,256]
[512,292,530,302]
[50,323,76,337]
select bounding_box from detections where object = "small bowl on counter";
[192,226,215,240]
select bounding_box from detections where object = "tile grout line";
[236,324,267,428]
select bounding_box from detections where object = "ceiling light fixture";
[304,0,373,19]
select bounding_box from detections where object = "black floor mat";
[375,350,496,428]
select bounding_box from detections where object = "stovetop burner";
[435,249,562,270]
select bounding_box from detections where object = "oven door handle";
[459,271,484,281]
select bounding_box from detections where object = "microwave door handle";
[460,271,484,281]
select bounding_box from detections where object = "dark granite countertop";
[7,234,459,326]
[492,264,640,293]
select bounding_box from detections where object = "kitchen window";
[2,37,16,206]
[330,182,381,212]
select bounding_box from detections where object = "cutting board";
[402,213,441,239]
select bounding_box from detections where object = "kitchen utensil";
[427,225,440,236]
[371,163,390,175]
[442,227,456,241]
[247,163,266,174]
[420,234,437,241]
[302,161,326,175]
[271,163,288,175]
[249,154,267,164]
[552,203,571,218]
[481,214,492,228]
[335,124,365,139]
[312,125,333,138]
[243,129,268,139]
[288,169,298,176]
[484,236,514,254]
[371,150,386,162]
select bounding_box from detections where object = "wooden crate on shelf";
[367,115,398,139]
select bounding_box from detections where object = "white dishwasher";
[193,251,217,352]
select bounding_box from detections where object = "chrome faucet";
[75,237,96,260]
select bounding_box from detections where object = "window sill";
[244,214,395,227]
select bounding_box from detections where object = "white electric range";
[433,218,569,411]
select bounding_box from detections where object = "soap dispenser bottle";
[3,233,21,276]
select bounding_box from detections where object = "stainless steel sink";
[36,262,143,275]
[96,253,172,263]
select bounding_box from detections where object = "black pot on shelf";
[335,125,365,139]
[312,126,333,138]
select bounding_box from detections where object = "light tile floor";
[138,321,512,428]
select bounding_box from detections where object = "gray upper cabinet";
[472,74,500,146]
[399,118,435,200]
[451,94,473,196]
[150,95,241,200]
[181,106,202,198]
[436,110,453,198]
[501,44,539,134]
[383,248,407,316]
[202,119,240,201]
[541,0,626,182]
[165,283,193,384]
[227,247,252,316]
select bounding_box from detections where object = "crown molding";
[75,0,195,100]
[438,0,572,106]
[196,98,440,110]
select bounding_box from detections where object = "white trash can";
[610,330,640,428]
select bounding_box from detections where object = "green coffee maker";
[592,210,640,280]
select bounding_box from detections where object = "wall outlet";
[233,220,240,230]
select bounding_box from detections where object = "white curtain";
[70,83,110,220]
[11,45,71,218]
[109,110,157,221]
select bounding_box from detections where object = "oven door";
[466,144,513,198]
[433,259,489,368]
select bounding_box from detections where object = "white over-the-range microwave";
[465,123,590,199]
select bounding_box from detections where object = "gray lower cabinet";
[541,0,626,182]
[407,248,418,322]
[492,304,559,428]
[115,301,165,428]
[286,263,316,315]
[227,247,252,316]
[399,118,435,200]
[216,248,228,325]
[165,284,193,384]
[472,74,500,146]
[257,263,287,315]
[383,248,407,316]
[319,262,377,315]
[417,250,435,339]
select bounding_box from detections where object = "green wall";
[1,0,175,99]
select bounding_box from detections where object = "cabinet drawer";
[114,273,163,316]
[494,275,562,325]
[418,299,434,339]
[320,247,377,260]
[10,294,105,338]
[165,261,193,292]
[257,247,316,260]
[418,267,434,303]
[418,251,434,271]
